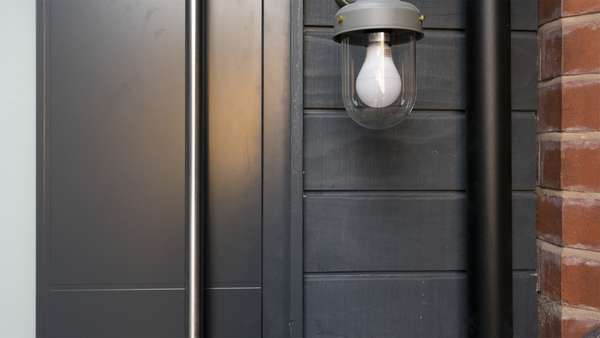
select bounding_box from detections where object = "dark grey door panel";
[37,1,186,336]
[38,1,282,337]
[203,0,264,336]
[48,290,186,338]
[205,289,262,338]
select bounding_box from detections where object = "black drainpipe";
[466,0,513,337]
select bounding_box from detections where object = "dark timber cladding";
[467,0,513,336]
[298,0,538,337]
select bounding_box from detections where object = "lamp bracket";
[335,0,355,7]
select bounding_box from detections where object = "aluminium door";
[37,1,289,337]
[37,1,187,336]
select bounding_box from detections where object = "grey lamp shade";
[333,0,424,43]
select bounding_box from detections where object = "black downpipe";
[466,0,513,337]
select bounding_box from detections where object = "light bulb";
[356,32,402,108]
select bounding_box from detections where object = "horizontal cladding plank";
[304,271,537,338]
[513,271,539,338]
[304,0,537,31]
[304,111,536,190]
[48,289,185,338]
[205,288,262,338]
[304,30,537,111]
[304,191,535,272]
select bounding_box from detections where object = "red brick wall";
[538,1,600,337]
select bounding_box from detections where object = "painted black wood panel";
[305,273,467,338]
[304,30,537,111]
[512,114,538,191]
[513,192,538,270]
[45,0,185,286]
[512,0,539,32]
[299,0,538,336]
[48,289,185,338]
[514,271,539,338]
[205,289,262,338]
[304,111,536,191]
[304,111,464,190]
[512,32,539,111]
[304,0,537,31]
[304,272,537,338]
[304,192,536,272]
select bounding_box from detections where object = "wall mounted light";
[333,0,424,129]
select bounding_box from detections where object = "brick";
[540,20,564,80]
[539,298,600,338]
[562,254,600,310]
[564,316,600,338]
[537,190,564,245]
[539,136,564,189]
[538,189,600,250]
[563,16,600,76]
[539,79,564,132]
[564,0,600,17]
[539,14,600,81]
[539,0,600,25]
[539,242,563,302]
[563,193,600,250]
[539,298,563,338]
[537,4,600,337]
[538,241,600,310]
[539,133,600,192]
[538,76,600,132]
[540,0,563,25]
[561,136,600,192]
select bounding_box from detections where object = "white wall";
[0,1,36,337]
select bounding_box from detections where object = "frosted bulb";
[356,40,402,108]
